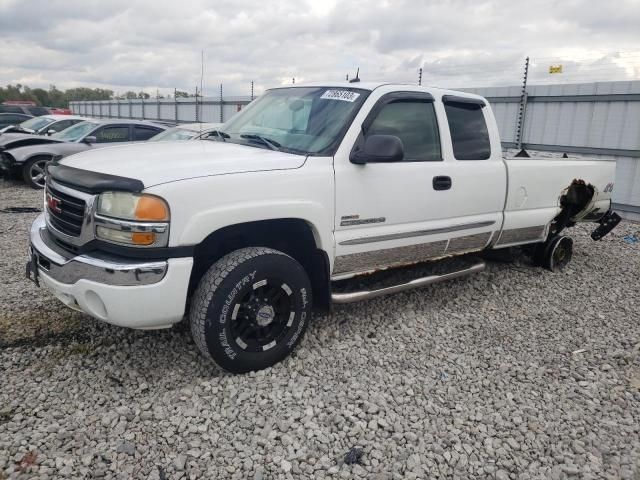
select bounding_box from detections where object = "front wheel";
[22,156,50,189]
[189,247,312,373]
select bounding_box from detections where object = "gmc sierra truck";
[27,82,620,373]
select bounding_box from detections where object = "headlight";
[97,192,169,221]
[95,192,170,247]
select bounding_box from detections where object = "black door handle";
[433,176,452,191]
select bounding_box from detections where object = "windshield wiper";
[240,134,281,151]
[205,130,230,142]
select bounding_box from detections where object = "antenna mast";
[199,50,204,135]
[349,68,360,83]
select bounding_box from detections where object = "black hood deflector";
[47,163,144,193]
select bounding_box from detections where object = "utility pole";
[219,83,223,123]
[418,67,423,86]
[174,88,178,122]
[250,81,254,101]
[195,86,199,122]
[515,56,530,151]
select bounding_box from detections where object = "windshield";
[52,121,98,142]
[219,86,368,155]
[19,116,55,132]
[149,126,198,142]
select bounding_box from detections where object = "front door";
[332,87,505,277]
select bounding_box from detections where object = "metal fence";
[69,96,253,124]
[70,81,640,218]
[461,81,640,218]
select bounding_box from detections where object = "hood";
[6,140,87,163]
[59,141,308,187]
[0,132,63,149]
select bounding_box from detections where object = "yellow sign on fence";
[549,65,563,74]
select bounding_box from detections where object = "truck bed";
[497,156,615,247]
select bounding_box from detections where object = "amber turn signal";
[134,196,170,221]
[131,232,156,245]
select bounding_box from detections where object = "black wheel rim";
[229,278,294,353]
[30,160,48,187]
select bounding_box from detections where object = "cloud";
[0,0,638,98]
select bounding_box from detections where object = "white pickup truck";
[27,82,620,373]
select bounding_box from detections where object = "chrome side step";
[331,260,486,304]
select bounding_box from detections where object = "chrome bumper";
[28,213,167,286]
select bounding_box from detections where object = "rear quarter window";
[444,102,491,160]
[134,126,162,141]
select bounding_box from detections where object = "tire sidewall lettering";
[219,270,256,325]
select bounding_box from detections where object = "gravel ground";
[1,177,639,480]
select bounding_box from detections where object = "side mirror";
[350,134,404,164]
[47,129,56,136]
[84,136,97,144]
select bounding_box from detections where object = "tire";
[189,247,312,373]
[543,235,573,272]
[22,156,50,189]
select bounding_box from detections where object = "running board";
[331,260,486,304]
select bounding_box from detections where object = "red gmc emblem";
[46,192,62,213]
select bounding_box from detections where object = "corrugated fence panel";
[160,102,176,121]
[131,103,143,118]
[177,102,196,122]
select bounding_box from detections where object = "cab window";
[365,100,441,161]
[444,101,491,160]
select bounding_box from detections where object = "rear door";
[332,87,506,277]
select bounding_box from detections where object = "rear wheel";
[534,235,573,271]
[544,235,573,271]
[189,247,312,373]
[22,156,50,189]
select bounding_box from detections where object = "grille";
[46,186,86,237]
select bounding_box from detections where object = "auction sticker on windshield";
[320,90,361,102]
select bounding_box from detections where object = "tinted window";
[134,125,161,141]
[50,120,74,132]
[0,114,27,123]
[0,106,23,114]
[444,103,491,160]
[28,107,50,116]
[366,100,441,161]
[94,126,130,143]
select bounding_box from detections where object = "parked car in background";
[148,122,223,142]
[0,103,50,116]
[0,113,33,129]
[0,115,88,135]
[49,108,73,115]
[0,119,166,188]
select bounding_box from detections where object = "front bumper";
[28,214,194,329]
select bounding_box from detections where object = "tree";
[30,88,50,106]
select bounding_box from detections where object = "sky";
[1,0,639,97]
